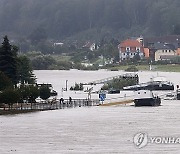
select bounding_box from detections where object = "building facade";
[154,43,176,61]
[118,39,144,62]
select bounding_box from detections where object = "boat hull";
[177,92,180,100]
[134,97,161,107]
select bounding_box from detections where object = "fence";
[4,98,100,111]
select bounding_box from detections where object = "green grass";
[51,55,72,62]
[107,64,180,72]
[155,64,180,72]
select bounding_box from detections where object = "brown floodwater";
[0,70,180,153]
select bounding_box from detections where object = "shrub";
[39,85,51,100]
[125,66,138,72]
[0,88,21,109]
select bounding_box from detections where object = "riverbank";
[0,109,47,115]
[107,64,180,72]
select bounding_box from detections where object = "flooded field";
[0,70,180,153]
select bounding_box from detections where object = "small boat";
[134,90,161,107]
[164,93,176,100]
[123,76,174,91]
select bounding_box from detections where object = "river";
[0,70,180,153]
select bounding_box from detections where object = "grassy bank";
[108,64,180,72]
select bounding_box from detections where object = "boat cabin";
[134,90,161,106]
[134,90,154,99]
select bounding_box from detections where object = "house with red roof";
[118,39,144,62]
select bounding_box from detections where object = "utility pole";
[65,80,68,91]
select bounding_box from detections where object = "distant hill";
[0,0,180,41]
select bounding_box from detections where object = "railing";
[3,98,100,111]
[83,73,139,85]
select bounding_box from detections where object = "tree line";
[0,0,180,42]
[0,36,52,110]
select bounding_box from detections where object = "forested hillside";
[0,0,180,41]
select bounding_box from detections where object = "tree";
[0,88,20,110]
[132,54,141,63]
[28,85,39,103]
[173,24,180,35]
[17,55,36,84]
[70,83,83,91]
[0,71,13,91]
[0,36,18,84]
[31,55,56,70]
[39,85,51,100]
[28,27,47,45]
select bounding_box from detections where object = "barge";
[124,76,174,91]
[134,90,161,107]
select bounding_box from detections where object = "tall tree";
[17,55,36,84]
[0,36,18,84]
[0,71,13,91]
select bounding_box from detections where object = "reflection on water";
[0,70,180,154]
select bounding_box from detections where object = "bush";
[70,83,83,91]
[0,88,21,109]
[31,55,56,70]
[125,66,138,72]
[28,85,39,103]
[101,77,138,90]
[39,85,51,100]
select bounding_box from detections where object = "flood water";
[0,70,180,153]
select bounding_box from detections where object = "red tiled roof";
[119,39,142,48]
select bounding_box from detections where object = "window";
[126,47,130,51]
[136,47,140,52]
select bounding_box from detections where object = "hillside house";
[143,35,180,61]
[82,42,99,51]
[118,39,144,62]
[53,42,64,46]
[153,42,176,61]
